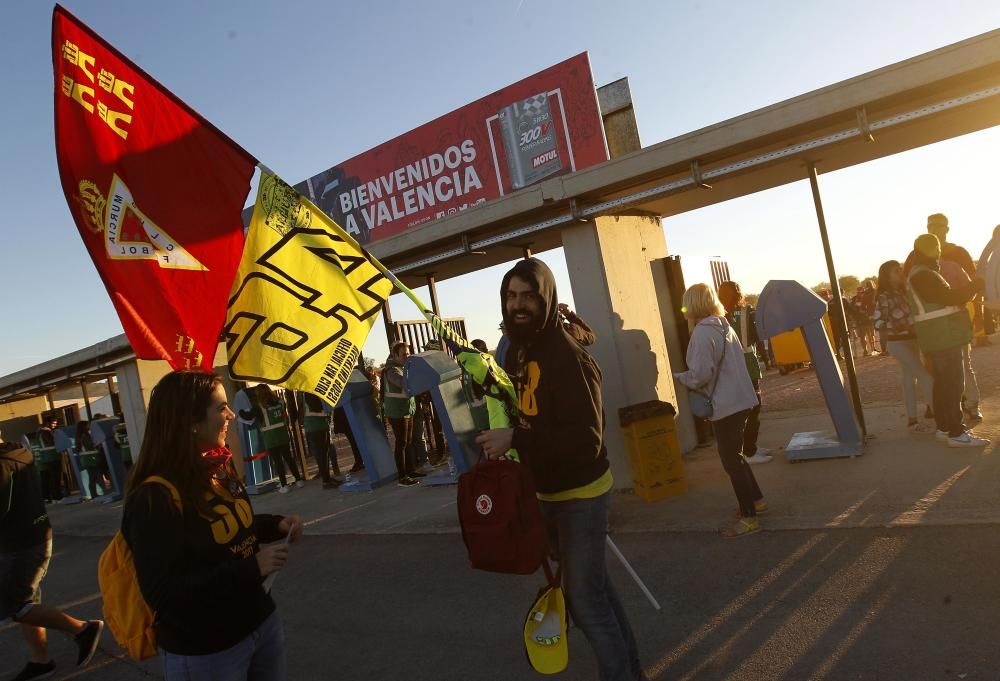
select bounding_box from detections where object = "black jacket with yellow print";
[502,258,610,495]
[123,480,284,655]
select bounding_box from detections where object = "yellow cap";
[915,233,941,258]
[523,586,568,675]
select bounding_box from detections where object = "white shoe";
[295,479,306,488]
[948,432,990,448]
[935,430,949,442]
[746,452,773,464]
[278,485,291,494]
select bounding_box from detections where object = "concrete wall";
[1,395,49,420]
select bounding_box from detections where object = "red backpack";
[457,459,547,575]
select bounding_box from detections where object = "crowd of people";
[874,213,991,447]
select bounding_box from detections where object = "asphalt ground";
[3,527,1000,681]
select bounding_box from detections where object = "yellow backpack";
[97,476,181,660]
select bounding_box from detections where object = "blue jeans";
[929,347,965,437]
[162,611,286,681]
[539,493,642,681]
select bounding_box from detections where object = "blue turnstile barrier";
[91,418,127,501]
[233,388,278,495]
[757,280,864,461]
[332,369,395,492]
[405,351,480,485]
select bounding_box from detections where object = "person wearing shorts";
[1,432,103,681]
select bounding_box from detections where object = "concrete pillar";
[115,361,147,457]
[114,359,172,460]
[650,258,700,454]
[561,214,690,487]
[597,78,641,159]
[79,380,93,420]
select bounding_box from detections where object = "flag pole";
[606,536,661,612]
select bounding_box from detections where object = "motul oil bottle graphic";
[498,92,562,190]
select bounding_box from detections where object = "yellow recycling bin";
[618,401,686,502]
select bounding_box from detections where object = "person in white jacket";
[674,284,766,538]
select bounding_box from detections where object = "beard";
[506,308,544,344]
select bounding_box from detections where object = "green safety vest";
[29,432,60,467]
[907,264,973,353]
[114,428,132,465]
[302,403,329,434]
[382,365,415,419]
[259,403,289,450]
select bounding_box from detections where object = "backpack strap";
[141,476,182,511]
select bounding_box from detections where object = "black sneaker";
[407,470,427,478]
[397,476,419,487]
[13,661,56,681]
[74,620,103,667]
[322,479,342,489]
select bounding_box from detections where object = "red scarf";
[200,446,233,477]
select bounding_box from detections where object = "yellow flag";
[225,172,394,406]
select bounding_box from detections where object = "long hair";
[718,280,743,307]
[125,370,235,517]
[876,260,902,296]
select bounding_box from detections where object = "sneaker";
[12,661,56,681]
[322,480,341,489]
[294,480,305,488]
[397,476,419,487]
[278,485,291,494]
[74,620,104,667]
[948,432,990,448]
[407,470,427,478]
[935,430,949,442]
[746,452,773,464]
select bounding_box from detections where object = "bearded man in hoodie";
[475,258,643,681]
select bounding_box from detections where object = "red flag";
[52,5,256,370]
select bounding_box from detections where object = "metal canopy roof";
[371,29,1000,288]
[0,334,133,404]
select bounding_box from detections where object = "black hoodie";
[0,443,52,549]
[501,259,609,495]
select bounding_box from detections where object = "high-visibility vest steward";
[258,403,289,450]
[302,402,328,434]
